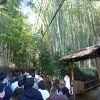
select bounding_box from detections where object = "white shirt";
[11,81,18,92]
[39,89,50,100]
[35,75,43,82]
[64,75,70,90]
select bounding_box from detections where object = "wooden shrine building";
[60,44,100,100]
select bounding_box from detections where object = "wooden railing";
[84,79,99,91]
[72,79,100,94]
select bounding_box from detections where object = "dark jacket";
[58,87,70,100]
[47,94,68,100]
[61,87,70,98]
[3,86,13,100]
[21,88,43,100]
[13,87,24,100]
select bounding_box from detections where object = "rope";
[42,0,66,39]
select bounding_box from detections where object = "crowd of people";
[0,71,70,100]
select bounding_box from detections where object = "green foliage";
[0,0,100,76]
[32,0,100,76]
[0,0,7,5]
[51,51,65,77]
[0,0,36,68]
[37,40,54,75]
[80,68,97,77]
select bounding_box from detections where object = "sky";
[20,0,44,33]
[20,0,38,25]
[94,1,100,8]
[20,0,40,26]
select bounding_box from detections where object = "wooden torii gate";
[60,44,100,100]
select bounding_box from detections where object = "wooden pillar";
[70,62,76,100]
[95,57,100,81]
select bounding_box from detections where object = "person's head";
[59,80,66,89]
[15,73,21,81]
[53,79,59,89]
[0,72,7,83]
[38,80,46,90]
[18,79,23,87]
[24,78,34,90]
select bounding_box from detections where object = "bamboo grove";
[0,0,100,76]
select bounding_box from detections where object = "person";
[35,72,43,83]
[21,77,43,100]
[11,74,20,92]
[13,79,24,100]
[45,76,52,92]
[38,80,50,100]
[47,88,69,100]
[64,75,71,93]
[0,72,13,100]
[58,79,70,100]
[50,79,59,94]
[0,83,5,100]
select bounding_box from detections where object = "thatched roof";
[60,44,100,62]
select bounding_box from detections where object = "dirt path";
[76,87,100,100]
[75,86,100,100]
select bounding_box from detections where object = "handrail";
[85,83,100,91]
[85,79,98,84]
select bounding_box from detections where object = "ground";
[71,86,100,100]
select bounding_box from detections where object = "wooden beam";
[69,62,76,100]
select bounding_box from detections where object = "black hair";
[18,79,23,87]
[24,78,34,90]
[0,72,7,82]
